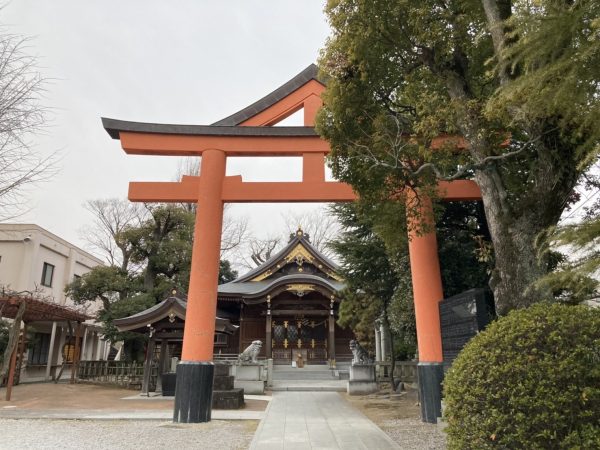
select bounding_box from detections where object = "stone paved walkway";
[250,392,400,449]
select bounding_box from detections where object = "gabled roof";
[218,228,344,299]
[236,228,339,283]
[114,294,237,334]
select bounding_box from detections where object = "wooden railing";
[77,360,152,389]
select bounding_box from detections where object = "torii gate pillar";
[173,149,226,423]
[407,194,445,422]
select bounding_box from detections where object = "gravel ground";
[379,418,447,450]
[0,419,257,450]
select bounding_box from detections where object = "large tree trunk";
[474,170,549,314]
[442,34,579,314]
[471,137,578,314]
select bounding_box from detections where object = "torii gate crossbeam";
[102,64,481,424]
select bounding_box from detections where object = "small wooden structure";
[113,291,237,395]
[0,292,91,400]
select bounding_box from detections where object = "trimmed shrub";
[443,303,600,449]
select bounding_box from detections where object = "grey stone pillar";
[374,322,381,362]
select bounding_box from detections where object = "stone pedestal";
[173,361,214,423]
[212,364,244,410]
[347,364,378,395]
[234,363,265,395]
[161,372,176,396]
[418,362,444,423]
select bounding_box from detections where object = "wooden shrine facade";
[113,292,238,394]
[217,228,353,365]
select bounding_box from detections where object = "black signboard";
[439,288,496,366]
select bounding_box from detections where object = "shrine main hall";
[216,228,352,365]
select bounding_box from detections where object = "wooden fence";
[77,360,150,389]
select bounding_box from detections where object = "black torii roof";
[102,64,325,139]
[212,64,323,126]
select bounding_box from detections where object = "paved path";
[250,392,399,449]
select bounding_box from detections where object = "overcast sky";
[4,1,333,261]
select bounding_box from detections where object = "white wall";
[0,224,109,381]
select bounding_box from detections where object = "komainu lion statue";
[238,340,262,364]
[350,339,372,365]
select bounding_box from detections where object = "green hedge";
[443,303,600,449]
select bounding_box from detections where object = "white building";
[0,224,110,381]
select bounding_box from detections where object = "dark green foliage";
[437,202,491,298]
[330,202,403,348]
[444,303,600,449]
[123,205,196,296]
[219,260,238,284]
[65,266,135,309]
[331,199,490,359]
[98,293,155,344]
[65,204,238,343]
[536,216,600,303]
[319,0,600,314]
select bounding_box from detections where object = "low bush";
[443,302,600,449]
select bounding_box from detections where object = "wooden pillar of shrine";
[142,330,156,396]
[265,315,272,359]
[265,296,272,359]
[174,149,226,424]
[407,192,445,423]
[328,311,336,369]
[156,339,169,393]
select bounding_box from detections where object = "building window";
[214,333,228,346]
[41,262,54,287]
[28,333,51,365]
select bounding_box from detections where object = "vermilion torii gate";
[102,65,481,423]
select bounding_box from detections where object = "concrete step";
[272,365,339,381]
[269,380,347,392]
[272,371,338,381]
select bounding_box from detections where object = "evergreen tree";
[331,200,491,360]
[318,0,600,314]
[66,204,238,343]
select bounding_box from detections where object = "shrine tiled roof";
[217,229,345,300]
[114,294,237,334]
[218,274,344,299]
[233,229,340,283]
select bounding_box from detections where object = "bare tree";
[221,204,250,258]
[0,34,57,220]
[233,234,282,270]
[174,156,250,257]
[281,207,341,258]
[80,198,147,270]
